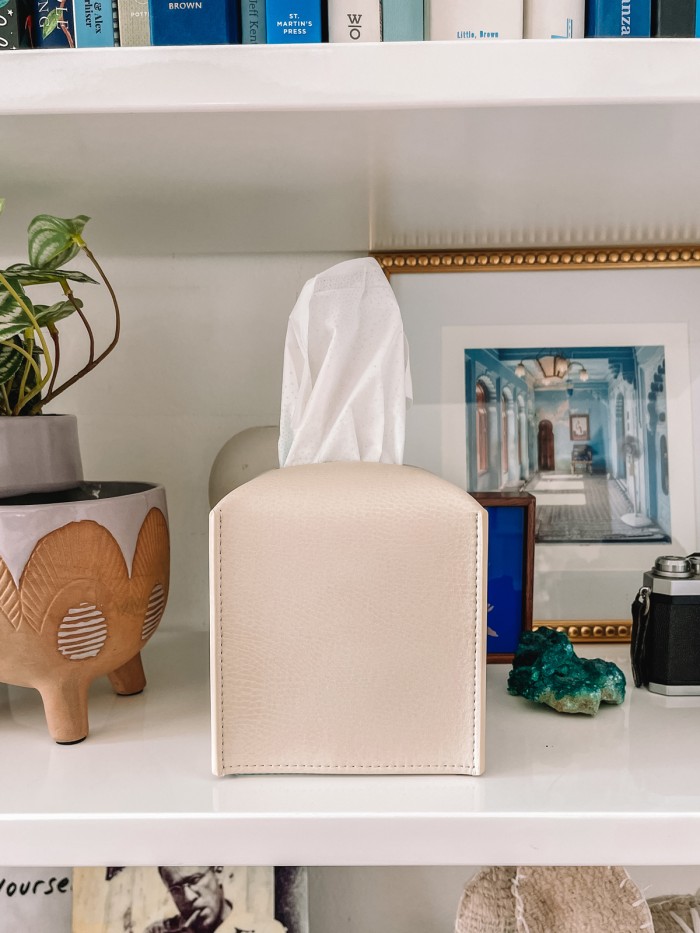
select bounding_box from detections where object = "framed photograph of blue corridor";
[379,250,699,632]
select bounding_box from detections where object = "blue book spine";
[696,0,700,33]
[585,0,650,34]
[382,0,423,40]
[242,0,266,40]
[149,0,238,43]
[74,0,116,44]
[32,0,75,46]
[265,0,321,41]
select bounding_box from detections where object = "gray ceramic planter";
[0,414,83,498]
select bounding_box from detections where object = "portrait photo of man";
[71,865,305,933]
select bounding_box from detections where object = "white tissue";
[279,257,413,467]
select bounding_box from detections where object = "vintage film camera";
[631,555,700,696]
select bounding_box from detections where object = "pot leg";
[109,652,146,697]
[40,680,90,745]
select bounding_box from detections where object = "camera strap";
[631,586,651,688]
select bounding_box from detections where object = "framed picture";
[569,413,589,442]
[472,491,535,663]
[72,866,308,933]
[375,247,700,642]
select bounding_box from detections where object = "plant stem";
[0,383,10,415]
[0,339,43,415]
[0,271,53,412]
[38,243,121,410]
[47,326,60,398]
[17,333,34,406]
[61,281,95,365]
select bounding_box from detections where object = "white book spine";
[328,0,382,41]
[524,0,584,35]
[428,0,524,38]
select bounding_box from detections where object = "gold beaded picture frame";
[374,247,700,644]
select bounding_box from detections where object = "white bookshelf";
[2,42,700,254]
[0,41,698,922]
[2,633,699,867]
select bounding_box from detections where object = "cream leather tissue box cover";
[210,461,487,776]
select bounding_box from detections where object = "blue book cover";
[149,0,238,43]
[585,0,650,34]
[32,0,75,46]
[242,0,265,40]
[382,0,423,40]
[74,0,116,44]
[265,0,321,41]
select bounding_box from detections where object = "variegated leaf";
[27,214,90,270]
[34,300,80,327]
[0,341,23,387]
[0,285,39,340]
[4,263,97,286]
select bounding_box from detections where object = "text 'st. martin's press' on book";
[149,0,239,43]
[585,0,651,34]
[328,0,381,40]
[266,0,322,41]
[428,0,524,38]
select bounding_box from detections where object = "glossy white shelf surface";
[2,41,700,114]
[3,42,700,254]
[1,632,699,866]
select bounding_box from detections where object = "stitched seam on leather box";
[219,511,224,775]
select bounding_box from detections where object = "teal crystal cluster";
[507,628,626,715]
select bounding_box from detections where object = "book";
[72,866,309,933]
[241,0,265,40]
[382,0,423,40]
[524,0,584,35]
[0,868,72,933]
[585,0,651,34]
[149,0,238,44]
[117,0,149,44]
[74,0,117,44]
[428,0,524,38]
[652,0,694,33]
[32,0,75,46]
[265,0,321,41]
[328,0,381,40]
[0,0,32,47]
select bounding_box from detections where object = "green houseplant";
[0,199,119,416]
[0,200,121,496]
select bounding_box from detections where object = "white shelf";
[2,631,699,866]
[2,41,700,254]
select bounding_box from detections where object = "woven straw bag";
[455,867,655,932]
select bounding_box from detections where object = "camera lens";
[654,556,693,577]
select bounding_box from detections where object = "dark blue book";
[0,0,33,47]
[32,0,75,46]
[585,0,651,34]
[149,0,238,43]
[266,0,321,41]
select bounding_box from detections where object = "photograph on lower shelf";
[385,254,699,638]
[72,866,308,933]
[0,867,72,933]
